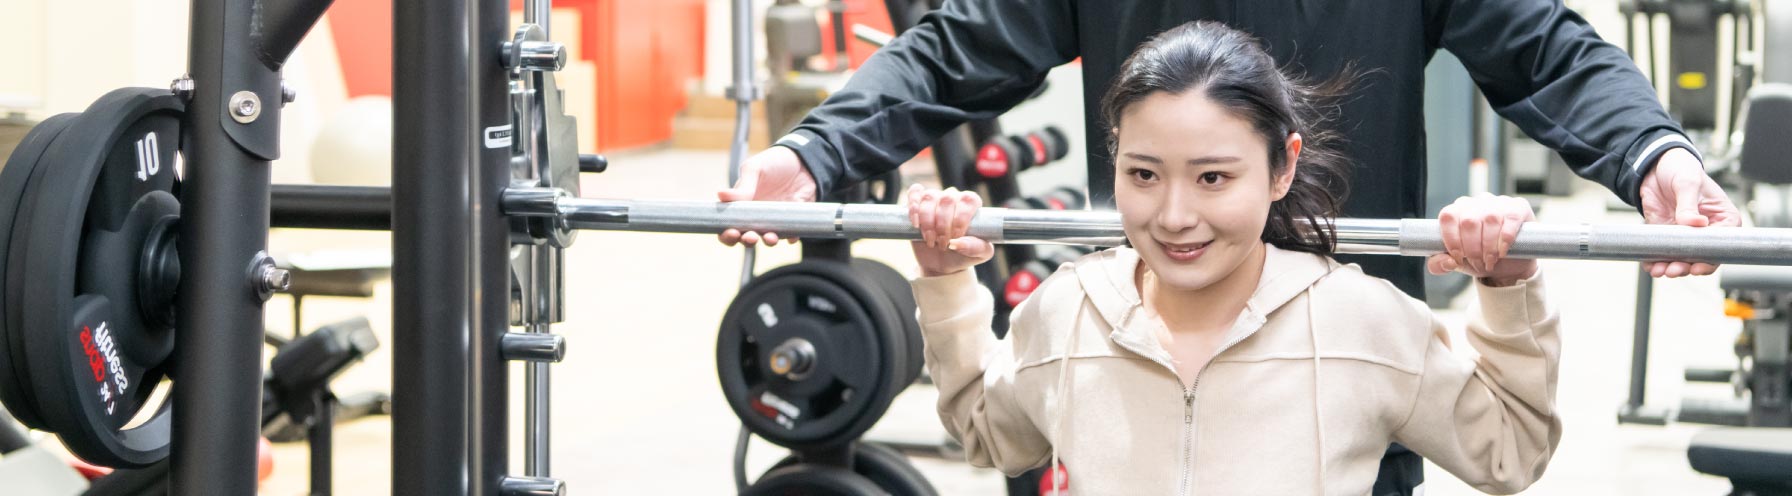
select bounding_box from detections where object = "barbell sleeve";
[500,188,1792,266]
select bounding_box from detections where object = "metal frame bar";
[174,0,328,489]
[392,0,477,492]
[473,0,515,491]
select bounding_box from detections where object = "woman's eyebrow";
[1120,152,1162,164]
[1120,153,1243,166]
[1186,156,1241,166]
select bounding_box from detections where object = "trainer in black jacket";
[719,2,1738,494]
[768,0,1719,297]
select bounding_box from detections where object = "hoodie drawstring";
[1047,304,1087,496]
[1307,295,1327,494]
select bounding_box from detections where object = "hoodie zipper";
[1174,327,1254,496]
[1178,381,1197,496]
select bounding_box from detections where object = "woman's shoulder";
[1006,248,1126,333]
[1304,259,1439,344]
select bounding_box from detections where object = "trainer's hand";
[908,184,995,277]
[717,146,818,246]
[1638,148,1742,278]
[1427,193,1538,287]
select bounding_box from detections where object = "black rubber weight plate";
[718,259,908,450]
[770,443,939,496]
[17,87,181,467]
[745,464,890,496]
[849,259,923,386]
[0,113,80,430]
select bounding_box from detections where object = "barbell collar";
[499,475,565,496]
[501,332,565,363]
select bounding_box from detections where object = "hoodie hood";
[1070,244,1338,334]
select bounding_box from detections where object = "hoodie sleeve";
[911,269,1051,475]
[1392,272,1563,494]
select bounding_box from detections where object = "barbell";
[500,187,1792,266]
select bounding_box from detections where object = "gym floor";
[241,146,1742,495]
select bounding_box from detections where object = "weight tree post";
[393,0,482,493]
[177,0,329,490]
[474,0,516,492]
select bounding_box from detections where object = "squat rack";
[172,0,526,492]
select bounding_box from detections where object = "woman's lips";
[1159,240,1209,262]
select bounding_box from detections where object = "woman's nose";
[1154,186,1201,232]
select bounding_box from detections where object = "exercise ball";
[309,96,392,186]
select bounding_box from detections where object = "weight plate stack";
[847,259,923,387]
[768,442,939,496]
[1,88,184,467]
[745,464,889,496]
[717,259,912,450]
[0,113,80,431]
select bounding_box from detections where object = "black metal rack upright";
[174,0,328,492]
[389,0,516,493]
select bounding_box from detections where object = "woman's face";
[1113,90,1297,293]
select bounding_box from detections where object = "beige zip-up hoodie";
[911,245,1561,495]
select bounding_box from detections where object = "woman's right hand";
[908,184,995,277]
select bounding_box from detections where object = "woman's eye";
[1131,169,1157,181]
[1199,172,1224,184]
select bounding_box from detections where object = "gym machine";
[6,0,1791,493]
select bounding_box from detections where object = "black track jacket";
[775,0,1696,296]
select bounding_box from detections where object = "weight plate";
[14,88,182,467]
[0,113,80,430]
[770,443,939,496]
[745,464,889,496]
[848,259,923,387]
[1040,126,1070,162]
[718,260,909,450]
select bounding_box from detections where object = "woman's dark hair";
[1101,20,1354,256]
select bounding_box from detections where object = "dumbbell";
[1003,248,1085,308]
[1039,186,1086,211]
[974,126,1071,179]
[1000,186,1088,212]
[1016,126,1070,166]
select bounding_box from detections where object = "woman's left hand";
[1427,193,1539,286]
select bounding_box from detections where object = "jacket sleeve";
[1392,272,1563,494]
[911,269,1051,475]
[779,0,1079,197]
[1429,0,1698,208]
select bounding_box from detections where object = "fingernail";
[948,241,959,251]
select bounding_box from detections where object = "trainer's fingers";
[720,229,742,246]
[740,231,762,246]
[763,232,782,247]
